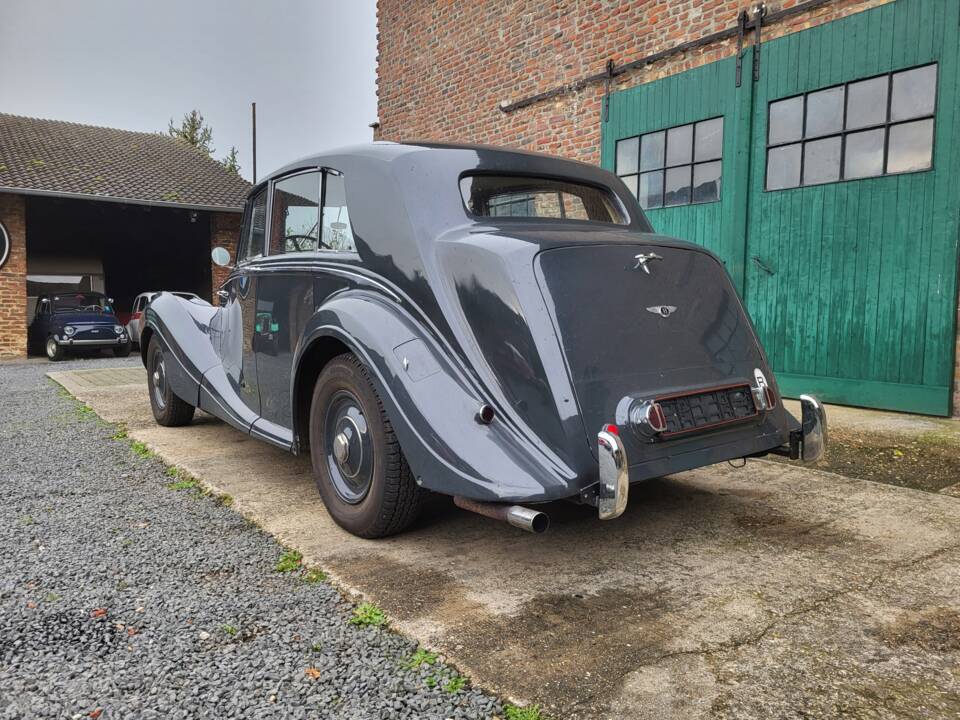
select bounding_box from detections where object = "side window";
[241,189,268,261]
[321,172,356,252]
[270,171,321,254]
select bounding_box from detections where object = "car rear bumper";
[593,394,828,521]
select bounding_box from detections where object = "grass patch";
[311,642,323,653]
[166,476,199,491]
[443,674,466,693]
[303,567,327,584]
[75,403,97,421]
[111,427,128,440]
[504,704,543,720]
[275,549,303,573]
[404,648,439,669]
[44,592,61,603]
[222,624,238,636]
[349,602,387,628]
[216,493,234,507]
[130,440,154,458]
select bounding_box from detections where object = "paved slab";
[50,368,960,719]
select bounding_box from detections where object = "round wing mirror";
[211,246,231,267]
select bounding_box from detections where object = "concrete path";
[50,368,960,719]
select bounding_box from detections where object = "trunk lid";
[534,242,766,458]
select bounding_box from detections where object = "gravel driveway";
[0,358,503,719]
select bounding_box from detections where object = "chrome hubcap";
[46,339,57,358]
[151,350,167,410]
[324,391,373,504]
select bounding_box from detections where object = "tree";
[220,146,241,175]
[167,109,215,156]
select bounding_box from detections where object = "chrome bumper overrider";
[799,394,827,462]
[597,429,629,520]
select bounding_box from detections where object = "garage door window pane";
[844,129,885,179]
[664,166,691,206]
[694,118,723,162]
[769,96,804,145]
[891,65,937,122]
[805,86,844,138]
[616,136,639,176]
[693,161,721,203]
[638,171,663,209]
[640,132,665,171]
[887,119,934,174]
[846,76,888,130]
[666,124,693,166]
[803,137,841,186]
[766,144,801,190]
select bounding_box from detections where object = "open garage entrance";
[24,196,212,328]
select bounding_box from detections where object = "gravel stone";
[0,357,503,719]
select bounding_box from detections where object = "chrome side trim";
[597,429,629,520]
[800,394,827,462]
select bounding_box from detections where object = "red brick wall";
[376,0,890,165]
[0,193,27,358]
[210,212,241,303]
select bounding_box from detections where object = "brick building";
[0,114,249,358]
[376,0,960,416]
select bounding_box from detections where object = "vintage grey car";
[141,142,826,537]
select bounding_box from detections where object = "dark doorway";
[25,196,211,322]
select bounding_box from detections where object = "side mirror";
[211,246,232,267]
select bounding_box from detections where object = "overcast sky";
[0,0,378,182]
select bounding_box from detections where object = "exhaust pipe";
[453,496,549,534]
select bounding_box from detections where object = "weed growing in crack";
[349,602,386,628]
[303,568,327,584]
[275,549,303,573]
[504,704,543,720]
[404,648,438,669]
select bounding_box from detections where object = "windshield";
[460,174,628,225]
[52,293,112,314]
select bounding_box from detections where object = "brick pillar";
[0,193,27,358]
[210,211,241,303]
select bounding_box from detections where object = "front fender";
[295,290,578,502]
[143,293,221,408]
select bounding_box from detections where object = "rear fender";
[142,293,221,409]
[294,291,577,502]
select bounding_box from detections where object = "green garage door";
[602,0,960,415]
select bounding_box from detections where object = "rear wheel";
[45,337,64,362]
[309,353,423,538]
[147,337,195,426]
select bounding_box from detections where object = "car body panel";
[143,142,806,505]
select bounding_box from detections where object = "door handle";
[752,255,775,275]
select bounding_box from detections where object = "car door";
[252,169,357,446]
[222,187,268,417]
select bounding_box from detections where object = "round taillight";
[647,403,667,433]
[602,423,619,436]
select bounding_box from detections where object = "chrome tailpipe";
[453,496,550,534]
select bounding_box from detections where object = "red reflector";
[132,312,141,320]
[602,423,619,436]
[764,386,777,409]
[647,403,667,433]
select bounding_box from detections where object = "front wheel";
[46,337,64,362]
[309,354,423,538]
[146,337,195,426]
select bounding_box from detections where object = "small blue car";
[28,291,131,361]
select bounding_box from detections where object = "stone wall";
[0,193,27,358]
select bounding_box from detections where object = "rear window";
[459,174,628,225]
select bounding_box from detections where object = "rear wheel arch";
[292,334,353,454]
[139,326,154,367]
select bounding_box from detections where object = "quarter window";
[321,173,357,252]
[615,117,723,210]
[766,63,937,190]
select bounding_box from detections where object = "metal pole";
[251,102,257,184]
